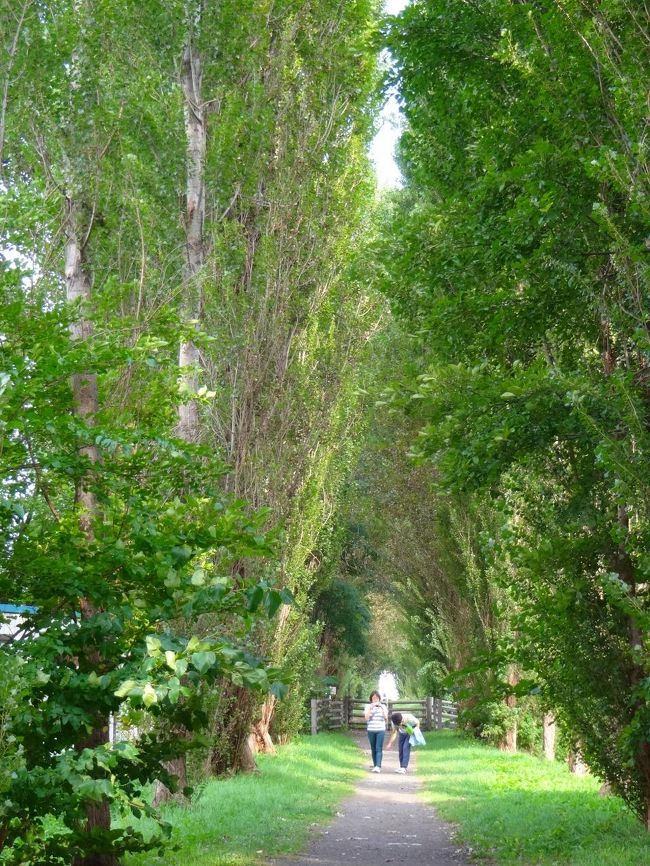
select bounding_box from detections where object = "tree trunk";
[71,722,113,866]
[63,2,114,855]
[207,684,259,775]
[250,602,292,753]
[0,0,30,181]
[542,713,556,760]
[152,748,188,808]
[252,693,277,754]
[65,199,116,866]
[499,666,518,752]
[65,197,100,487]
[568,747,589,776]
[177,33,206,444]
[155,30,207,804]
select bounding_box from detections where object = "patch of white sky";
[369,0,409,190]
[378,670,400,700]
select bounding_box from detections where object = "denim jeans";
[367,729,385,767]
[398,731,411,768]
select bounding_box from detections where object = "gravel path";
[269,732,471,866]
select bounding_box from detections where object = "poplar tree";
[381,0,650,824]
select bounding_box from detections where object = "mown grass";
[416,731,650,866]
[123,732,364,866]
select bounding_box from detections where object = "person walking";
[386,711,420,774]
[364,690,388,772]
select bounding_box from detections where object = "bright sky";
[369,0,409,190]
[378,670,400,700]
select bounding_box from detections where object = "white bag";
[409,727,426,747]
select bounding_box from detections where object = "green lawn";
[415,731,650,866]
[124,732,364,866]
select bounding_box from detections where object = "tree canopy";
[1,0,650,861]
[378,0,650,826]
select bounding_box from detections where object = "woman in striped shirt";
[364,690,388,772]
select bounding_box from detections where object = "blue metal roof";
[0,603,37,614]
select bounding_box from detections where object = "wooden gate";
[310,696,457,734]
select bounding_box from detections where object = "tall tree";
[1,0,384,817]
[178,2,206,443]
[185,0,383,766]
[0,1,289,861]
[381,0,650,824]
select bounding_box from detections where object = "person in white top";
[364,690,388,772]
[386,711,420,773]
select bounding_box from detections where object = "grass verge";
[124,732,364,866]
[416,731,650,866]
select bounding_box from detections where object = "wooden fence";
[310,696,457,735]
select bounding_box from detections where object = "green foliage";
[0,280,286,863]
[339,370,512,701]
[268,621,322,741]
[460,697,542,753]
[314,578,371,659]
[2,0,383,852]
[0,655,28,805]
[315,517,376,654]
[308,515,380,694]
[380,0,650,821]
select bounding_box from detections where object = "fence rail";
[310,696,457,735]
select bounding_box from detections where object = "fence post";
[311,698,318,735]
[425,696,433,730]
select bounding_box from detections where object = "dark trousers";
[367,730,385,767]
[398,731,411,768]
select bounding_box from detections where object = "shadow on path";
[268,732,471,866]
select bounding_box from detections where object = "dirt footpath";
[269,732,471,866]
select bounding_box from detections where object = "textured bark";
[65,199,115,866]
[568,747,589,776]
[613,510,650,822]
[251,602,292,753]
[177,33,206,444]
[71,722,113,866]
[155,29,207,804]
[252,694,277,755]
[65,198,100,491]
[207,684,259,775]
[62,2,114,855]
[499,666,518,752]
[542,713,556,761]
[151,753,187,808]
